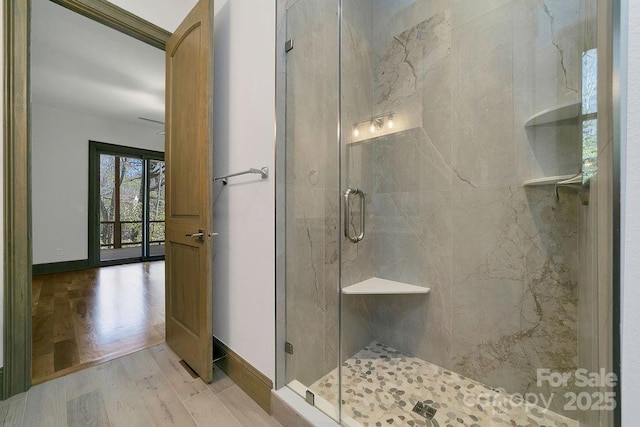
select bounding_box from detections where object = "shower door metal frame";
[611,0,623,423]
[274,0,287,392]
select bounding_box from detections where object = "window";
[89,142,165,265]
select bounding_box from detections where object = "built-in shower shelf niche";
[349,127,421,145]
[524,100,582,127]
[342,277,431,295]
[523,174,577,186]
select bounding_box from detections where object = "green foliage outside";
[99,155,165,249]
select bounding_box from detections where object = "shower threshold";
[307,342,578,427]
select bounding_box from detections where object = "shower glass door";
[283,0,341,421]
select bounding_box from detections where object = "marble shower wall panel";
[286,0,328,188]
[450,187,528,364]
[372,129,451,194]
[284,0,340,388]
[371,190,453,368]
[372,0,449,58]
[285,212,327,385]
[341,295,376,363]
[450,4,516,189]
[372,191,451,290]
[366,3,456,369]
[450,186,579,415]
[362,8,452,368]
[521,188,579,415]
[375,10,451,138]
[341,0,374,133]
[365,7,457,371]
[285,0,340,190]
[324,4,340,193]
[285,186,328,385]
[446,5,579,413]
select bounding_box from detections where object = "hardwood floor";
[32,262,166,384]
[0,344,282,426]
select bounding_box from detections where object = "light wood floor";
[0,344,282,426]
[32,262,166,383]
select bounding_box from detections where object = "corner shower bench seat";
[341,277,431,295]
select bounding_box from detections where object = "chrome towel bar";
[214,167,269,185]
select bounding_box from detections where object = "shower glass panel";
[281,0,607,425]
[283,0,340,421]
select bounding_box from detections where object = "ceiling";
[31,0,166,130]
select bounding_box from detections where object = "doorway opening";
[3,0,174,397]
[29,0,168,384]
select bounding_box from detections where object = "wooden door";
[165,0,214,383]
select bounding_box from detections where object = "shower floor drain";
[412,401,437,420]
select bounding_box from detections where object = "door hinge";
[285,39,294,53]
[285,341,294,354]
[306,390,315,406]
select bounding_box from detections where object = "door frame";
[3,0,170,398]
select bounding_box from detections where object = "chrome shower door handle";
[343,188,365,243]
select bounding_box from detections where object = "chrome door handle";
[186,230,205,239]
[344,188,365,243]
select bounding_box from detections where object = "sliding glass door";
[89,142,165,265]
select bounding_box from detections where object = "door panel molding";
[3,0,167,398]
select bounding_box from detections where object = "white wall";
[31,102,164,264]
[621,0,640,423]
[211,0,276,380]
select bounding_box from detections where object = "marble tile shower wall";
[345,0,592,417]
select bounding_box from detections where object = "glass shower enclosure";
[277,0,611,425]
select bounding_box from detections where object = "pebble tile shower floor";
[310,342,578,427]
